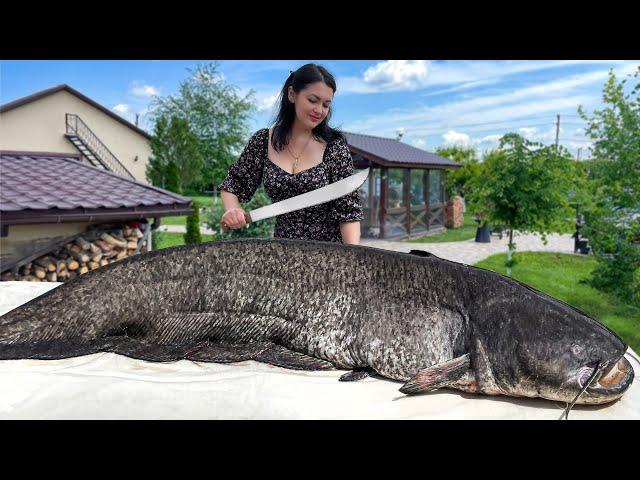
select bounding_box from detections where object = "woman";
[218,63,363,245]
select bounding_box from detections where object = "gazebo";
[344,132,461,239]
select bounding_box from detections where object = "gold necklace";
[286,134,313,173]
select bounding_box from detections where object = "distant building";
[0,85,192,277]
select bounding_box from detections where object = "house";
[0,85,193,280]
[344,132,461,239]
[0,84,151,181]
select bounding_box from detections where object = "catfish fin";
[255,345,335,371]
[399,354,471,395]
[185,341,272,363]
[339,367,376,382]
[408,249,435,258]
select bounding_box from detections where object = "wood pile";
[1,224,149,283]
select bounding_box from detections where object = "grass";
[474,251,640,352]
[161,193,220,225]
[153,232,217,250]
[406,213,478,243]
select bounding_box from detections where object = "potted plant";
[474,211,491,243]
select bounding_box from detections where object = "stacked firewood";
[1,225,148,283]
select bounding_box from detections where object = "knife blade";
[221,167,370,231]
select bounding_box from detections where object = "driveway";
[157,225,576,265]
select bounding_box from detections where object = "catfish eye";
[571,344,584,355]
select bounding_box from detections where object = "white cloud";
[363,60,431,91]
[443,130,471,146]
[413,139,427,149]
[519,127,538,137]
[129,83,160,98]
[257,93,279,114]
[339,60,635,96]
[475,134,503,144]
[113,104,129,114]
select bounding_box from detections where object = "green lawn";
[153,232,217,249]
[406,213,478,243]
[474,251,640,352]
[162,193,220,225]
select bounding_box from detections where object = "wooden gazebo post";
[379,167,388,238]
[423,170,431,229]
[404,169,411,236]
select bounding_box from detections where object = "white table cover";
[1,282,638,419]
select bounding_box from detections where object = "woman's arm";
[340,221,361,245]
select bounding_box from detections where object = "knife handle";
[221,211,252,233]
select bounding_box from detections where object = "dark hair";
[270,63,345,152]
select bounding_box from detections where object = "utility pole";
[555,114,561,150]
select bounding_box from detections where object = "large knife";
[221,167,370,232]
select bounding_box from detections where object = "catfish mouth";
[581,356,635,403]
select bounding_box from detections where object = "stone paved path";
[157,225,576,265]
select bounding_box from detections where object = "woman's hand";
[221,207,249,230]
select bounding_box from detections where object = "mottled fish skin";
[0,238,633,405]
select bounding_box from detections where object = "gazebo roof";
[343,131,461,169]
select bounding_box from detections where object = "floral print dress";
[217,128,364,243]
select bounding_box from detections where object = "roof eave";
[0,205,194,226]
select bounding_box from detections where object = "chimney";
[135,113,140,127]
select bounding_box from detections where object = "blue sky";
[2,60,639,158]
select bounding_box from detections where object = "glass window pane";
[388,168,404,209]
[410,170,424,206]
[429,170,442,204]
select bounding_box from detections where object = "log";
[56,260,67,272]
[1,272,15,281]
[74,236,92,251]
[90,252,103,263]
[71,251,90,264]
[69,244,83,254]
[115,249,128,260]
[57,269,69,280]
[101,233,127,248]
[67,260,79,271]
[89,242,101,255]
[46,272,57,282]
[94,240,113,253]
[99,259,109,267]
[34,266,46,279]
[88,261,100,270]
[127,240,138,249]
[78,266,89,275]
[132,228,144,238]
[34,256,56,272]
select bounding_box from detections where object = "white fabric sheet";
[1,281,638,420]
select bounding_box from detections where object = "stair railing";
[65,113,136,180]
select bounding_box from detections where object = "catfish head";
[473,282,634,405]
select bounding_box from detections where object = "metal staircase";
[65,113,135,180]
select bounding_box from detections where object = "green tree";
[435,145,482,199]
[468,134,577,276]
[204,185,275,240]
[184,200,202,245]
[146,116,171,188]
[578,67,640,304]
[149,62,256,192]
[165,161,181,194]
[146,115,204,191]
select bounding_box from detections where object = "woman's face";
[288,81,334,130]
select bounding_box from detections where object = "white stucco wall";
[0,90,151,183]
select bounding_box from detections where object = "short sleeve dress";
[217,128,364,243]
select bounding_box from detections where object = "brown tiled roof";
[344,131,461,169]
[0,84,152,140]
[0,152,193,224]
